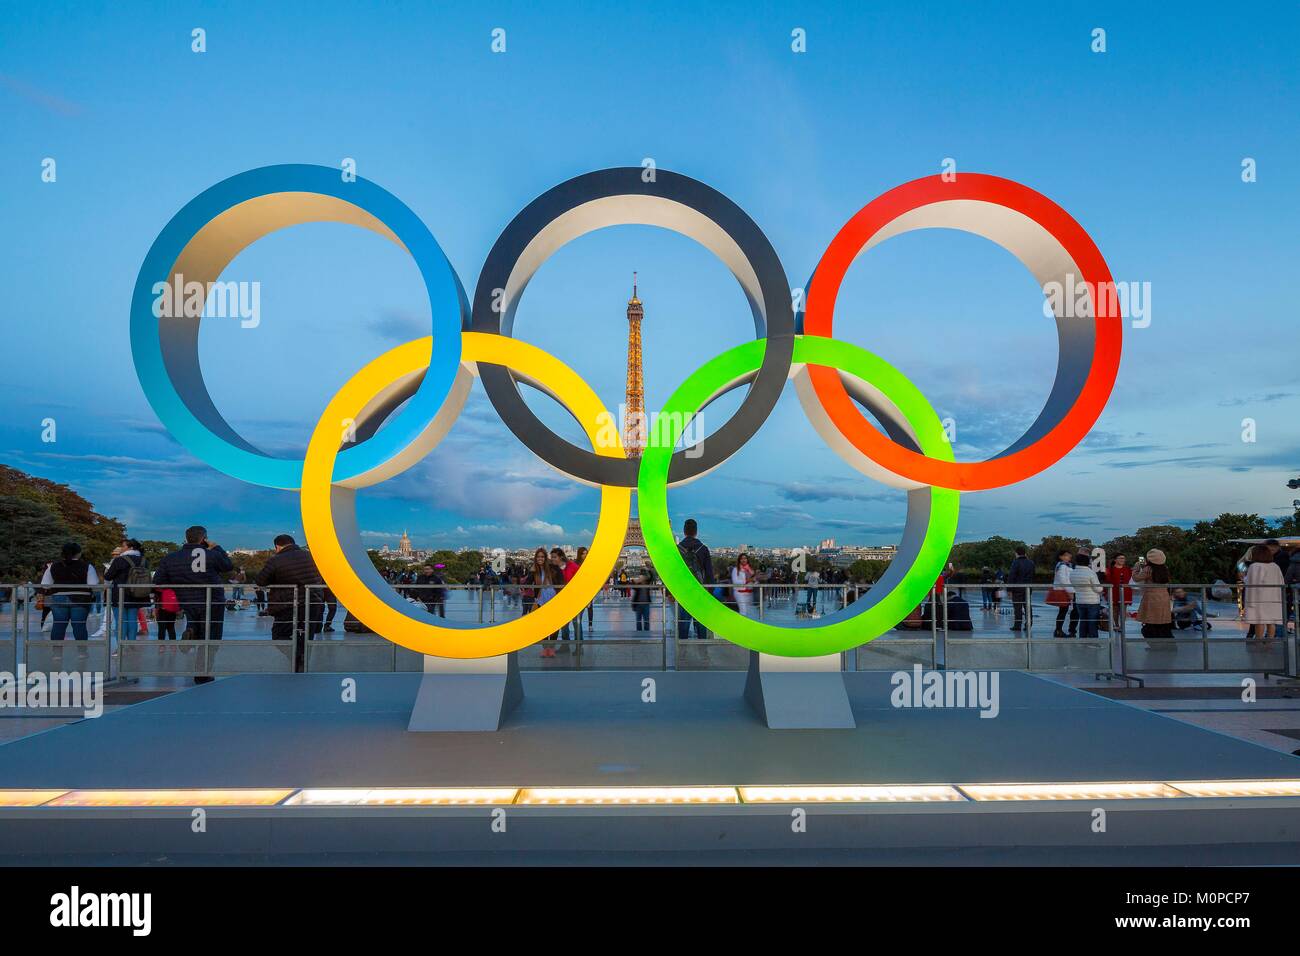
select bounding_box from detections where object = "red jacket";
[1104,564,1133,605]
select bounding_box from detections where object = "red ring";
[803,173,1122,492]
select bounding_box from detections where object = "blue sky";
[2,0,1297,551]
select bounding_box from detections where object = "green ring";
[638,335,960,657]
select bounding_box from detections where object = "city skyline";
[364,533,897,556]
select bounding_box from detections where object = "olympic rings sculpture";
[131,164,1121,659]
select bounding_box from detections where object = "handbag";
[1045,588,1072,608]
[896,604,924,629]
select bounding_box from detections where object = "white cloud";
[454,518,567,540]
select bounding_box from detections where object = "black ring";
[470,167,795,487]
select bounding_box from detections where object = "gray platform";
[2,671,1299,864]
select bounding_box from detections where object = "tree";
[950,536,1028,575]
[0,495,71,579]
[1031,535,1092,573]
[139,540,179,567]
[847,558,890,582]
[438,549,483,584]
[1270,508,1300,537]
[230,549,272,577]
[364,549,484,583]
[1176,514,1271,583]
[0,464,125,567]
[368,551,411,576]
[1101,524,1193,581]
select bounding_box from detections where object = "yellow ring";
[301,331,631,658]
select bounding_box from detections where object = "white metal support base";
[744,651,856,729]
[407,652,523,732]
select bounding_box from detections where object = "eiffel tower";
[623,274,647,552]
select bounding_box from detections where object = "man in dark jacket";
[1266,539,1291,577]
[152,525,234,683]
[630,571,654,632]
[414,564,447,618]
[255,534,326,672]
[676,518,714,640]
[1007,547,1036,632]
[924,588,974,631]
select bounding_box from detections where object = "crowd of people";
[25,527,336,682]
[16,524,1299,668]
[901,539,1300,642]
[18,516,846,659]
[371,518,849,648]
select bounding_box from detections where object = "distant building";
[826,544,898,568]
[375,530,431,563]
[623,276,647,552]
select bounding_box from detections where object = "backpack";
[679,540,708,584]
[124,556,153,603]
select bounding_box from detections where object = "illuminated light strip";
[0,790,69,807]
[46,789,295,807]
[739,785,965,803]
[1168,780,1300,798]
[517,787,739,806]
[13,782,1300,809]
[287,788,520,806]
[959,783,1184,802]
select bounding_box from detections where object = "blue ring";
[129,164,465,489]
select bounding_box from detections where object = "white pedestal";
[744,651,856,729]
[407,652,523,732]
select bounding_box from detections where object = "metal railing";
[1,579,1295,681]
[931,581,1296,683]
[299,583,673,672]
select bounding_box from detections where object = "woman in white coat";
[731,554,757,617]
[1051,549,1076,637]
[1243,544,1285,642]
